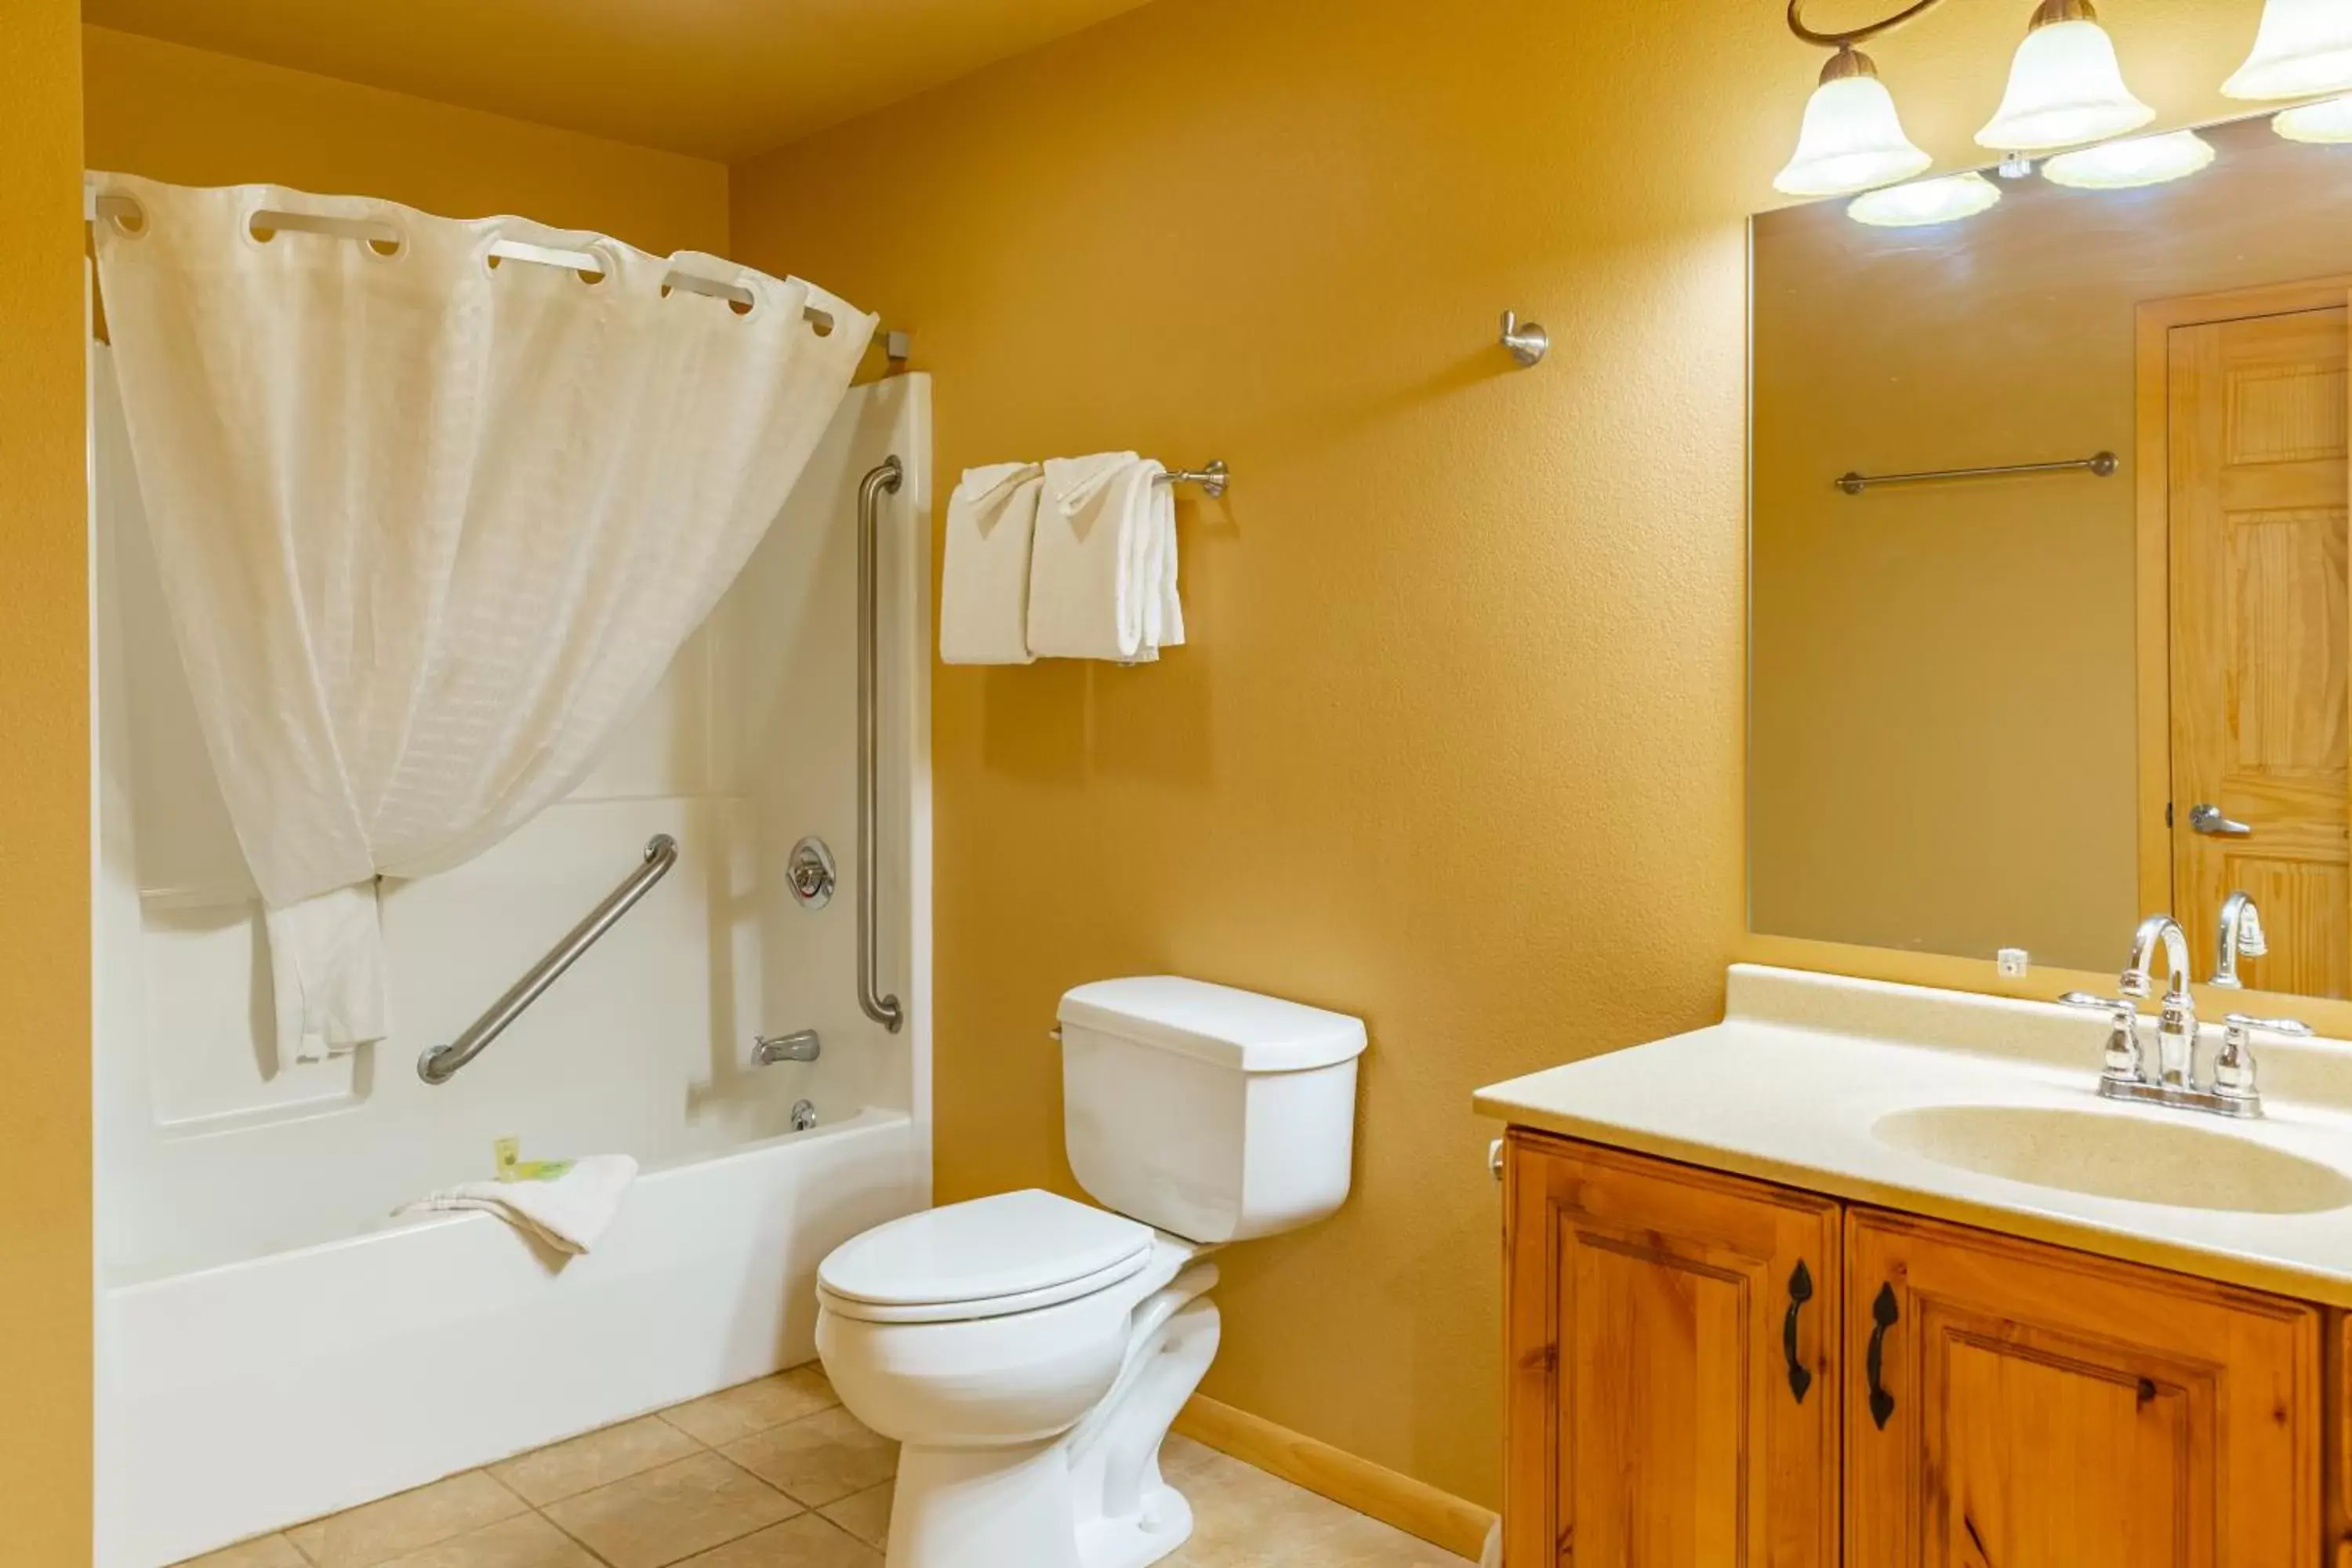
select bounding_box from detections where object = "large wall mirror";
[1751,111,2352,1000]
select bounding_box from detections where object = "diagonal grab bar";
[417,834,681,1084]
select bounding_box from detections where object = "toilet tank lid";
[1058,977,1367,1072]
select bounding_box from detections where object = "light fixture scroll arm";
[1787,0,1948,51]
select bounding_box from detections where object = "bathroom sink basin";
[1871,1104,2352,1214]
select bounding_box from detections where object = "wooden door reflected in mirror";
[2154,289,2350,1000]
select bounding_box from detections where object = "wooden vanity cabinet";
[2328,1315,2352,1568]
[1846,1208,2320,1568]
[1501,1132,1842,1568]
[1502,1129,2328,1568]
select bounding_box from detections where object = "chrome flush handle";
[2190,803,2253,838]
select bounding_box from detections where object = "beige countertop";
[1474,964,2352,1308]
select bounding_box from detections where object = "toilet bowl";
[818,1193,1221,1568]
[815,978,1367,1568]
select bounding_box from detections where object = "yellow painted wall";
[0,1,89,1560]
[731,0,2262,1504]
[83,25,728,255]
[0,0,2279,1544]
[32,30,727,1565]
[1751,113,2352,973]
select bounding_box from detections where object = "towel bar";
[1835,451,2118,495]
[1154,461,1229,499]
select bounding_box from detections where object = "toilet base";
[887,1440,1089,1568]
[880,1265,1221,1568]
[1075,1482,1195,1568]
[886,1450,1196,1568]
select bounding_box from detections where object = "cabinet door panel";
[2326,1312,2352,1568]
[1503,1133,1840,1568]
[1846,1207,2319,1568]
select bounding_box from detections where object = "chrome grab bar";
[858,458,906,1033]
[417,834,681,1083]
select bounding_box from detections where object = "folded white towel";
[264,882,390,1069]
[941,461,1045,665]
[1144,470,1183,652]
[398,1154,638,1256]
[1029,452,1181,662]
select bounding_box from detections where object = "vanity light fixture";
[1775,46,1934,196]
[2042,128,2216,188]
[1776,2,1940,198]
[2274,92,2352,143]
[2223,0,2352,102]
[1847,170,2004,227]
[1976,0,2154,153]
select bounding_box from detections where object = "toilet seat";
[818,1189,1153,1326]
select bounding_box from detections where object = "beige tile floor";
[178,1367,1471,1568]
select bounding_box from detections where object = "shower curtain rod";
[89,191,865,338]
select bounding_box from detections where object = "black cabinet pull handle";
[1782,1261,1815,1403]
[1866,1281,1899,1429]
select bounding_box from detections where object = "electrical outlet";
[1996,947,2030,978]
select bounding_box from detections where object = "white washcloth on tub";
[1028,453,1180,662]
[940,461,1044,664]
[399,1155,638,1255]
[265,882,390,1069]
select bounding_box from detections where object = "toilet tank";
[1058,977,1367,1244]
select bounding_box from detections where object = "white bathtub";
[89,357,936,1568]
[96,1109,923,1568]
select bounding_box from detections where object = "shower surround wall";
[92,349,934,1567]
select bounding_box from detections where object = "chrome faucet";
[2122,913,2197,1089]
[753,1029,822,1065]
[2212,891,2268,989]
[2059,909,2310,1120]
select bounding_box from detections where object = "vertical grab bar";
[858,456,906,1034]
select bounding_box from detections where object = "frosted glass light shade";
[2042,129,2216,189]
[1848,172,2004,227]
[2276,93,2352,143]
[2224,0,2352,100]
[1977,16,2155,151]
[1774,72,1933,197]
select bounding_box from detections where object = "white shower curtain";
[92,173,875,1065]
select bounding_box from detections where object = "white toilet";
[814,976,1367,1568]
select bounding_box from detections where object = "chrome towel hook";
[1501,310,1548,368]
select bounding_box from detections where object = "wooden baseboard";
[1171,1394,1497,1562]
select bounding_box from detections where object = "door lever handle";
[2190,804,2252,838]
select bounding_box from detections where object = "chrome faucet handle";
[2214,1013,2310,1107]
[2060,992,2146,1085]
